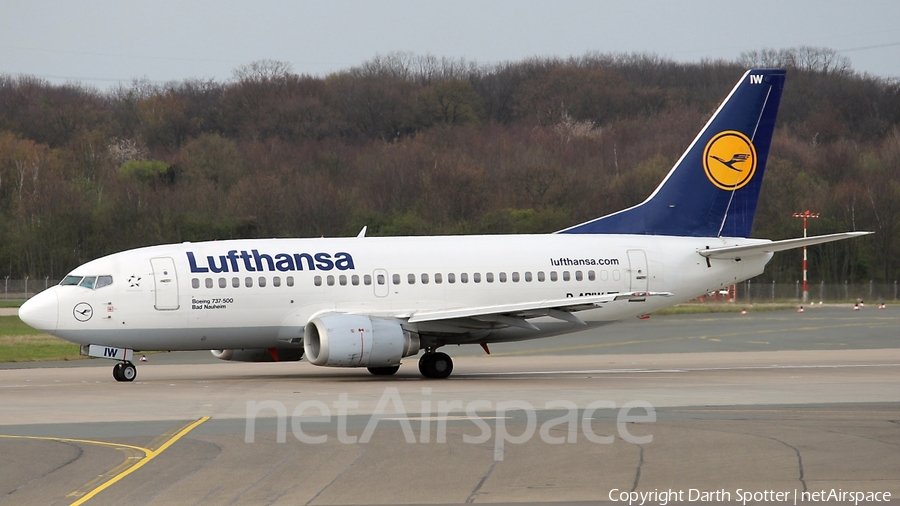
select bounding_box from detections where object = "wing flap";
[700,232,872,259]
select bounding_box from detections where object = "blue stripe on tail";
[559,69,786,238]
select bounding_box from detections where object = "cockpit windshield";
[60,276,82,286]
[59,275,113,290]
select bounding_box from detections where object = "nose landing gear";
[81,345,138,382]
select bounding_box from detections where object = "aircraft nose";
[19,288,59,333]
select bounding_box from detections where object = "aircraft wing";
[406,292,672,330]
[699,232,872,260]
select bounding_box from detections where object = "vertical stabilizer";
[559,69,786,238]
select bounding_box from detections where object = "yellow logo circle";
[703,130,757,191]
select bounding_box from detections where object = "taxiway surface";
[1,306,899,505]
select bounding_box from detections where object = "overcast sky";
[2,0,899,90]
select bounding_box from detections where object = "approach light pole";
[792,210,819,302]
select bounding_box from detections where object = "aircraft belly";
[55,326,283,351]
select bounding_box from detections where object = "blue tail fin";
[559,69,786,238]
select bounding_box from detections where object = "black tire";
[418,354,430,376]
[429,352,453,379]
[420,352,453,379]
[120,362,137,382]
[367,365,401,376]
[113,363,124,382]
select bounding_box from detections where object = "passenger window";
[192,278,200,289]
[245,277,253,288]
[287,276,294,287]
[407,273,416,285]
[486,272,494,283]
[550,271,558,282]
[205,278,213,289]
[314,276,322,286]
[96,276,113,289]
[376,274,385,285]
[512,272,520,282]
[460,273,468,283]
[613,270,621,281]
[339,275,347,286]
[61,276,83,286]
[499,272,507,282]
[259,277,267,287]
[473,273,481,283]
[537,272,545,282]
[392,274,400,285]
[594,271,602,281]
[575,271,583,281]
[80,276,97,289]
[421,273,429,284]
[365,274,373,286]
[352,275,360,286]
[563,271,570,281]
[327,275,335,286]
[273,276,281,287]
[233,277,240,288]
[448,273,456,284]
[219,278,226,288]
[434,273,443,284]
[524,272,532,282]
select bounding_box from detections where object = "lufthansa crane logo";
[703,130,757,191]
[73,302,93,322]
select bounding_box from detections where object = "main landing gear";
[113,361,137,382]
[418,351,453,379]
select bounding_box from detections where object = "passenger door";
[627,250,649,292]
[150,257,180,310]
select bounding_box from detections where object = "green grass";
[0,299,25,308]
[0,315,85,363]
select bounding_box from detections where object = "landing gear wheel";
[419,352,453,379]
[121,362,137,382]
[113,362,137,382]
[367,365,401,376]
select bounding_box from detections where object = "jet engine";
[304,314,419,367]
[211,348,304,362]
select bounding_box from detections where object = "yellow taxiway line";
[0,416,209,505]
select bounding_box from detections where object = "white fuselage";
[23,233,771,352]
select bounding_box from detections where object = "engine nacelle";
[304,314,420,367]
[211,348,304,362]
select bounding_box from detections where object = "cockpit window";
[96,275,113,289]
[60,276,83,286]
[79,276,97,289]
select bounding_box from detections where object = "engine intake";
[211,348,304,362]
[304,314,419,367]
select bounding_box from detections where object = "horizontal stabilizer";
[699,232,872,259]
[407,292,673,324]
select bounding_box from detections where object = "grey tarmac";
[1,306,899,505]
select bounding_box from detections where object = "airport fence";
[734,280,898,303]
[3,278,60,299]
[3,277,897,303]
